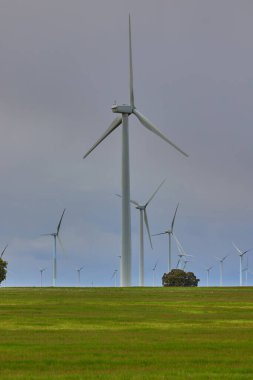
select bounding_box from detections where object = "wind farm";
[1,2,253,379]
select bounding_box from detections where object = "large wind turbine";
[153,203,179,272]
[215,255,228,287]
[83,16,188,287]
[42,209,66,287]
[129,179,165,286]
[233,242,250,286]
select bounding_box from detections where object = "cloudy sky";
[1,0,253,287]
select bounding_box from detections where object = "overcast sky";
[1,0,253,287]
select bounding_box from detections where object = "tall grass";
[0,287,253,379]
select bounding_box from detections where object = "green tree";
[0,258,7,284]
[162,269,199,287]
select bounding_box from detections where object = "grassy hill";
[0,287,253,379]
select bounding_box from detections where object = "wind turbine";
[232,242,250,286]
[205,266,213,287]
[42,209,66,287]
[153,203,179,272]
[215,255,228,287]
[124,179,165,286]
[152,259,159,287]
[0,244,8,259]
[39,268,46,287]
[77,266,84,287]
[173,234,193,269]
[182,259,191,271]
[83,16,188,287]
[111,269,118,287]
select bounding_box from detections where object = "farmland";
[0,287,253,379]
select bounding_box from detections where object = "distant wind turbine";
[77,266,84,286]
[119,179,165,286]
[153,203,179,272]
[232,242,250,286]
[83,15,188,287]
[173,234,193,269]
[205,266,213,287]
[42,209,66,287]
[0,244,8,259]
[111,269,118,287]
[39,268,46,287]
[152,260,159,287]
[215,255,228,287]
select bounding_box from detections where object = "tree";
[162,269,199,287]
[0,258,7,285]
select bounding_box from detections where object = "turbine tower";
[129,179,165,286]
[153,203,179,272]
[77,266,84,286]
[205,266,213,287]
[42,209,66,287]
[215,255,228,287]
[83,16,188,287]
[233,242,250,286]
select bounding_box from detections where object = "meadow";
[0,287,253,379]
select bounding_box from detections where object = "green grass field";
[0,287,253,379]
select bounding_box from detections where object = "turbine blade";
[133,109,188,157]
[83,116,122,159]
[129,14,135,107]
[152,232,167,236]
[57,235,65,254]
[130,199,140,207]
[115,193,139,207]
[173,234,185,255]
[0,244,8,258]
[145,179,166,207]
[57,208,66,235]
[232,242,243,255]
[144,209,153,249]
[171,203,179,232]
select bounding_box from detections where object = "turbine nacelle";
[111,104,133,114]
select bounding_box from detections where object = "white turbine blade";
[145,179,166,206]
[171,203,179,232]
[129,14,135,107]
[57,208,66,235]
[130,199,140,207]
[222,255,229,261]
[173,234,185,255]
[152,231,167,236]
[115,193,140,207]
[232,242,243,255]
[57,235,65,254]
[144,209,153,249]
[0,244,8,258]
[83,116,122,159]
[133,109,188,157]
